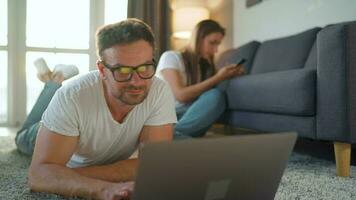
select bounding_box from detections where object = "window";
[0,0,8,123]
[26,0,89,49]
[2,0,128,125]
[26,0,90,113]
[105,0,128,24]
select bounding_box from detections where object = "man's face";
[98,40,154,105]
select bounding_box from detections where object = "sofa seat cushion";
[226,69,316,116]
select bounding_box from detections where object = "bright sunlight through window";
[26,0,89,49]
[105,0,128,24]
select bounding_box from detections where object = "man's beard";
[114,85,149,105]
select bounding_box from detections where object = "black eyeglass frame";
[100,59,156,82]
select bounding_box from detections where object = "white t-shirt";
[156,50,187,86]
[41,70,177,168]
[156,51,189,107]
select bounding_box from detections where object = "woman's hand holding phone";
[216,58,247,80]
[234,58,246,75]
[235,58,246,67]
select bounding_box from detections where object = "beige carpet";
[1,126,356,199]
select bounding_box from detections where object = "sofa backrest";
[216,41,260,74]
[304,41,317,69]
[250,27,321,74]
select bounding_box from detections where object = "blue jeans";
[15,82,61,155]
[174,88,226,139]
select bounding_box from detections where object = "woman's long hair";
[181,19,225,85]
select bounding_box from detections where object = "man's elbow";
[28,164,45,192]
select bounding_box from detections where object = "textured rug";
[1,127,356,200]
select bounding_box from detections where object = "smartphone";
[235,58,247,67]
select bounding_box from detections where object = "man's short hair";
[96,18,155,59]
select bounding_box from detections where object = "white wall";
[233,0,356,47]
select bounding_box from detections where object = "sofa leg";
[333,142,351,177]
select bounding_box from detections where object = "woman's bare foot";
[34,57,53,83]
[34,57,77,84]
[52,72,65,84]
[37,71,52,83]
[53,64,79,80]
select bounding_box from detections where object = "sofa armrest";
[317,21,356,142]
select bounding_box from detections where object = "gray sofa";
[217,21,356,177]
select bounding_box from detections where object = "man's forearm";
[28,163,113,199]
[73,158,138,182]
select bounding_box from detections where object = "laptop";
[133,132,297,200]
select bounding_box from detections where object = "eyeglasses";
[100,60,156,82]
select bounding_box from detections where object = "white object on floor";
[53,64,79,80]
[33,57,51,75]
[0,127,17,137]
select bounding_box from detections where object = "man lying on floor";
[27,18,177,200]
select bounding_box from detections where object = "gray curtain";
[127,0,172,61]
